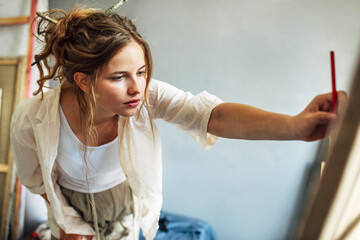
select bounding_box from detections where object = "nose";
[127,76,140,95]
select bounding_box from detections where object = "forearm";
[207,103,295,140]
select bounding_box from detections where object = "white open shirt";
[10,79,223,240]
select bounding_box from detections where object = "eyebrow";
[109,65,146,75]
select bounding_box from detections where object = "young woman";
[10,5,346,240]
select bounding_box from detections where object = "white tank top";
[56,106,126,193]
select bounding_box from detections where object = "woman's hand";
[291,91,347,141]
[59,228,93,240]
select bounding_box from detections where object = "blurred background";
[1,0,360,239]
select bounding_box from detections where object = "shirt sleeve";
[147,79,223,149]
[10,108,45,195]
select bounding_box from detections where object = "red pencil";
[330,51,337,113]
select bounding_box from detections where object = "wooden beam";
[0,59,19,65]
[0,164,8,173]
[0,16,29,26]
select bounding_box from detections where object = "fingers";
[306,93,332,112]
[59,235,87,240]
[59,230,91,240]
[308,90,347,114]
[313,111,336,123]
[297,92,345,142]
[298,112,334,141]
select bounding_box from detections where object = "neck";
[60,88,119,146]
[93,108,118,125]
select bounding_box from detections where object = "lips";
[124,99,140,108]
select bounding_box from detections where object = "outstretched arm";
[207,91,347,141]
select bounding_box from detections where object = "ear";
[73,72,91,93]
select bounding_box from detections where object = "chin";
[118,110,138,118]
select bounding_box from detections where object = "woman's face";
[95,41,147,118]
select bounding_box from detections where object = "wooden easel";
[295,52,360,239]
[0,57,26,240]
[0,0,37,239]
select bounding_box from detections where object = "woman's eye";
[111,75,125,81]
[137,71,146,76]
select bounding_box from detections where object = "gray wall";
[50,1,360,239]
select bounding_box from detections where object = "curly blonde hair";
[33,6,153,146]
